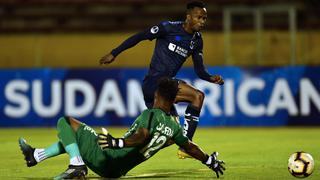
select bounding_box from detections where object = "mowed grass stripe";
[0,127,319,179]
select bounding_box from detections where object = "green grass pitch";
[0,127,319,179]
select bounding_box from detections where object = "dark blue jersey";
[111,21,212,81]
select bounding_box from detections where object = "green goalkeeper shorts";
[75,123,145,178]
[75,123,120,177]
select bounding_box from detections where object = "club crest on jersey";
[150,26,159,34]
[190,41,195,49]
[168,43,188,57]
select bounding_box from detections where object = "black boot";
[54,164,88,180]
[19,138,37,167]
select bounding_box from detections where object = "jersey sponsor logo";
[83,126,98,136]
[150,26,159,34]
[168,43,188,57]
[168,43,176,51]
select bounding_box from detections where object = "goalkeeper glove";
[98,128,124,149]
[203,152,225,178]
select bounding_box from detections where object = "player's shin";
[178,105,200,159]
[183,105,200,140]
[57,117,84,166]
[34,142,65,163]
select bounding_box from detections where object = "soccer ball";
[288,151,314,178]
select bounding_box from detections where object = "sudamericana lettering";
[2,78,320,119]
[3,79,146,118]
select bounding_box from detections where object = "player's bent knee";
[195,90,205,102]
[69,117,82,131]
[57,116,70,127]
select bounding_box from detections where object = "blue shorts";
[142,76,181,116]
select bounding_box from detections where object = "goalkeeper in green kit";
[19,77,225,179]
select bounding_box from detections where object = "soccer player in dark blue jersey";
[100,1,224,159]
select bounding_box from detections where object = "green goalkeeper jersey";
[76,108,189,178]
[124,108,189,155]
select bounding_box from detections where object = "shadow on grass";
[21,178,53,180]
[19,169,209,179]
[121,168,209,179]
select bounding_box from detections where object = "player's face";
[188,7,207,32]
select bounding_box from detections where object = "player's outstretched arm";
[98,127,149,149]
[192,49,224,85]
[100,25,165,66]
[180,141,225,178]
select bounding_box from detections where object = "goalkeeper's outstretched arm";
[180,140,226,178]
[180,140,207,161]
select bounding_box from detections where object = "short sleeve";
[135,110,151,128]
[123,110,150,138]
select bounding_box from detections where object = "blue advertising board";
[0,66,319,127]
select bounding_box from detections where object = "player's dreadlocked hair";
[157,77,179,102]
[187,1,206,10]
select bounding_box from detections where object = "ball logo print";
[150,26,159,34]
[288,151,314,178]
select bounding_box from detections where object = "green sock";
[65,143,81,159]
[56,117,84,165]
[44,142,65,157]
[34,142,65,162]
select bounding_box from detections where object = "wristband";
[118,138,124,148]
[202,154,210,164]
